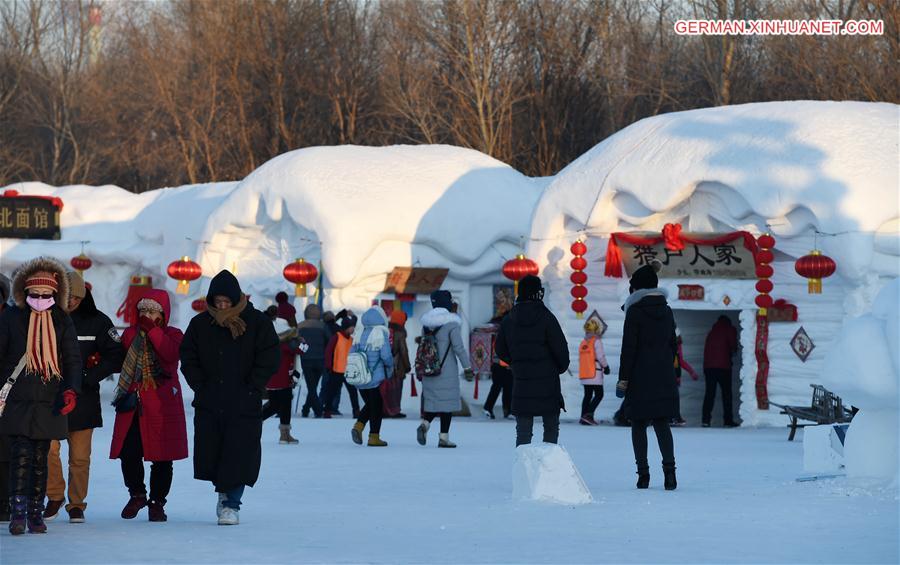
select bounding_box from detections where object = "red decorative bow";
[662,223,684,251]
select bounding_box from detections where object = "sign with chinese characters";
[0,195,61,239]
[790,326,815,362]
[621,235,756,279]
[677,284,705,301]
[383,267,449,295]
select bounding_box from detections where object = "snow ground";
[2,386,897,565]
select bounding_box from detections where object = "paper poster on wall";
[791,326,815,362]
[584,310,608,337]
[493,285,514,318]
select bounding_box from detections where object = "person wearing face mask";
[44,272,125,524]
[109,289,187,523]
[0,258,81,535]
[0,272,11,523]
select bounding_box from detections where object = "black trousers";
[515,412,560,447]
[321,372,360,416]
[581,385,604,417]
[631,418,675,469]
[119,415,173,504]
[483,364,513,416]
[424,412,452,433]
[8,436,50,502]
[300,359,324,417]
[702,368,734,424]
[262,388,293,426]
[0,461,8,509]
[357,388,383,434]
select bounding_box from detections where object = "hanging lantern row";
[283,258,318,297]
[570,239,588,318]
[754,233,775,315]
[70,253,92,275]
[502,253,539,296]
[167,256,202,295]
[795,250,836,294]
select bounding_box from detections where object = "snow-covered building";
[527,101,899,426]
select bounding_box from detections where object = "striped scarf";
[25,310,61,383]
[115,331,162,399]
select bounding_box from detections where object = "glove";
[60,389,77,416]
[463,368,475,382]
[86,351,101,369]
[291,370,301,384]
[138,315,156,334]
[603,365,610,375]
[615,380,628,399]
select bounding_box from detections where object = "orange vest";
[333,333,352,374]
[578,337,597,379]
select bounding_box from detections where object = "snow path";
[2,391,896,564]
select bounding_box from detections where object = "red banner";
[755,314,770,409]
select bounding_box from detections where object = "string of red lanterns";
[754,233,775,315]
[570,239,588,318]
[502,253,539,296]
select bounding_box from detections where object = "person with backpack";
[320,311,359,418]
[415,291,473,448]
[347,307,394,446]
[617,261,679,490]
[495,275,570,447]
[577,318,610,426]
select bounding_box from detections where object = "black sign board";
[0,196,62,239]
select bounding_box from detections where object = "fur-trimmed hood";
[11,256,70,309]
[421,307,462,329]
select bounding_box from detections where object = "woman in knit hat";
[109,289,188,523]
[382,309,410,418]
[0,257,81,535]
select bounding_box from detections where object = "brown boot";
[278,424,299,445]
[121,494,147,519]
[148,500,167,522]
[367,433,387,447]
[351,422,365,445]
[43,499,63,521]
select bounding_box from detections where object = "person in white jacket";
[577,318,609,425]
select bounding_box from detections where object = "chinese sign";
[0,195,61,239]
[383,267,449,295]
[622,236,756,279]
[677,284,705,301]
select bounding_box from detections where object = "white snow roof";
[199,144,546,287]
[528,100,899,281]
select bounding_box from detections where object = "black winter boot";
[636,467,650,489]
[27,496,47,533]
[0,497,10,522]
[663,464,677,491]
[8,496,26,535]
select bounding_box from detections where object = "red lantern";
[283,258,318,297]
[570,285,588,299]
[167,256,202,295]
[70,253,92,275]
[755,233,776,316]
[191,298,208,312]
[755,280,774,294]
[502,254,539,296]
[570,239,588,319]
[795,250,836,294]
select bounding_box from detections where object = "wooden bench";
[770,384,854,441]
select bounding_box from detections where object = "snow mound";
[529,101,899,283]
[512,443,593,505]
[803,424,846,474]
[198,144,546,288]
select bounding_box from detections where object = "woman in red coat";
[109,289,188,522]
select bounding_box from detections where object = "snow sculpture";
[512,443,593,505]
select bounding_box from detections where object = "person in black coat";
[617,261,678,491]
[179,270,279,526]
[45,272,124,523]
[0,257,81,535]
[496,275,570,447]
[0,272,10,523]
[297,304,329,418]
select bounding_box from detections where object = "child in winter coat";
[321,311,359,418]
[261,318,305,444]
[577,318,610,425]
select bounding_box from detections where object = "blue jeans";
[219,485,245,510]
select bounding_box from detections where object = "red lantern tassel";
[604,236,624,278]
[474,372,479,400]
